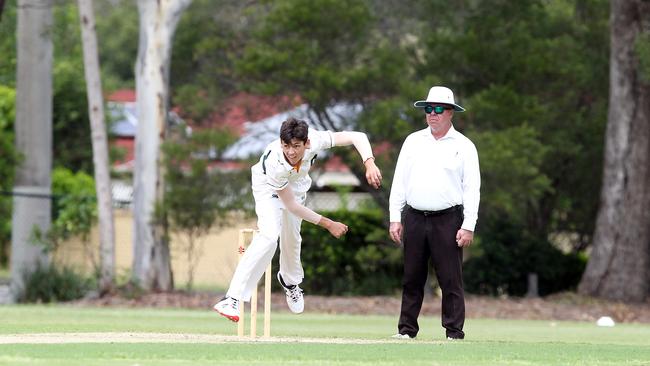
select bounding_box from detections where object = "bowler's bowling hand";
[319,216,349,239]
[364,158,382,189]
[327,221,349,239]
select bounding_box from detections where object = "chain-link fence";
[305,191,374,211]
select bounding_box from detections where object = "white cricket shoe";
[391,333,415,340]
[277,272,304,314]
[213,297,240,322]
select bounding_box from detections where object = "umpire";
[388,86,480,340]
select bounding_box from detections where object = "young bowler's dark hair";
[279,117,309,144]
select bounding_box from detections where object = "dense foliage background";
[0,0,611,295]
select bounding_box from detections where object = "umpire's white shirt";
[389,126,480,231]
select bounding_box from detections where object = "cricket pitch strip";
[0,332,444,345]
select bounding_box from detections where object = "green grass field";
[0,305,648,366]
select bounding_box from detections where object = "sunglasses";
[423,105,452,115]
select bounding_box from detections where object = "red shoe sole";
[213,307,239,323]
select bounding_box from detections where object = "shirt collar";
[418,124,460,140]
[275,143,308,172]
[444,125,461,139]
[273,143,294,171]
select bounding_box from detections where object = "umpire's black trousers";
[398,205,465,339]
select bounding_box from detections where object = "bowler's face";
[281,138,309,166]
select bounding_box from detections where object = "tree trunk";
[78,0,115,294]
[132,0,191,291]
[10,0,53,300]
[578,0,650,302]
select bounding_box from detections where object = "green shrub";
[0,85,18,267]
[19,264,92,303]
[463,219,586,296]
[29,168,98,268]
[296,209,401,296]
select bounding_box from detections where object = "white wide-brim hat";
[414,86,465,112]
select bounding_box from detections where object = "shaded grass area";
[0,305,649,366]
[8,343,432,366]
[0,342,648,366]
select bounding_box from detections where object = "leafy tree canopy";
[235,0,407,111]
[416,0,608,247]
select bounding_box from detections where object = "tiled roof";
[221,102,361,160]
[107,89,136,103]
[107,90,363,179]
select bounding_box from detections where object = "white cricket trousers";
[226,191,305,302]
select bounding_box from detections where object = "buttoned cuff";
[461,216,476,232]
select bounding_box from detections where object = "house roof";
[200,92,301,135]
[107,90,364,186]
[107,102,184,138]
[221,102,361,160]
[107,89,136,103]
[108,101,138,137]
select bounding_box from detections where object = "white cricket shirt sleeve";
[389,135,412,223]
[307,128,334,152]
[461,141,480,232]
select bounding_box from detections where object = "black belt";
[407,204,462,217]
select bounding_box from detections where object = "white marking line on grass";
[0,333,446,345]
